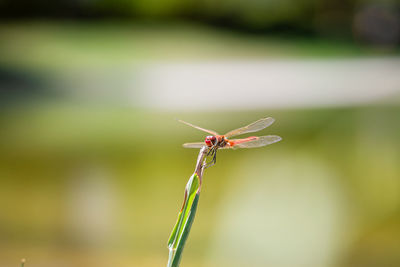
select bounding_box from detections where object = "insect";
[179,117,282,167]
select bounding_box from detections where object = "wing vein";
[224,117,275,138]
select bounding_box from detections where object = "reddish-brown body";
[205,135,258,149]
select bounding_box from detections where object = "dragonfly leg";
[204,158,214,168]
[204,147,213,168]
[205,147,217,168]
[205,161,214,169]
[206,153,217,168]
[212,149,217,164]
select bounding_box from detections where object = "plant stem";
[167,146,208,267]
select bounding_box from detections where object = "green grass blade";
[167,172,201,267]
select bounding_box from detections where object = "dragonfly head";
[205,136,217,147]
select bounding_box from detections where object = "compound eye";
[205,136,212,146]
[205,136,216,146]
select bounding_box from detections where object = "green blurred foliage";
[0,22,390,73]
[0,104,399,266]
[0,20,399,267]
[1,0,399,45]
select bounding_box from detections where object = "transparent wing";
[224,117,275,138]
[177,119,219,135]
[182,142,206,148]
[231,135,282,148]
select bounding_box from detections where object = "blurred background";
[1,0,400,267]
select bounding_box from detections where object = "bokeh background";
[1,1,400,267]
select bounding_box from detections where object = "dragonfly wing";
[177,119,219,135]
[224,117,275,138]
[232,135,282,148]
[182,142,206,148]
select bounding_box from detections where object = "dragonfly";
[178,117,282,167]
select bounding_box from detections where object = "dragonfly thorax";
[205,136,217,147]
